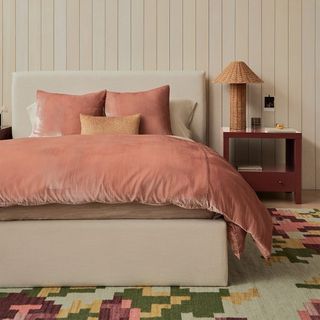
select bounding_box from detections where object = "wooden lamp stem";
[230,83,246,131]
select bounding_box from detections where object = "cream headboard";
[12,71,207,143]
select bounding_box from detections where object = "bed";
[0,71,272,287]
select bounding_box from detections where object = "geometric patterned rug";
[0,208,319,320]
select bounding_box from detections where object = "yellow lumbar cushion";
[80,113,140,135]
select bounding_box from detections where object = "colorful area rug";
[0,208,319,320]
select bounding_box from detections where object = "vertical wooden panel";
[235,0,248,61]
[288,0,302,131]
[131,0,143,70]
[316,1,320,189]
[235,0,249,165]
[196,0,208,72]
[196,0,208,142]
[302,0,316,189]
[67,0,80,70]
[106,0,118,70]
[157,0,170,70]
[222,0,235,126]
[209,0,222,153]
[261,0,275,168]
[29,0,41,70]
[0,0,2,113]
[248,0,262,165]
[144,0,157,70]
[79,0,92,70]
[2,0,15,125]
[41,0,54,70]
[54,0,66,70]
[183,0,196,70]
[275,0,289,166]
[93,0,105,70]
[118,0,131,70]
[16,0,28,71]
[169,0,182,70]
[275,0,289,126]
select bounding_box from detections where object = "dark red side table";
[0,127,12,140]
[223,127,302,204]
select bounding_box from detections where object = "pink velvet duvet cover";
[0,134,272,258]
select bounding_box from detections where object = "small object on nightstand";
[251,117,261,129]
[222,127,302,204]
[275,123,284,129]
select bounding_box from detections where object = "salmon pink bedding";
[0,135,272,258]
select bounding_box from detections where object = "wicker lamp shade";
[213,61,263,131]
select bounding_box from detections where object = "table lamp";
[213,61,263,131]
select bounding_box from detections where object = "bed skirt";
[0,219,228,287]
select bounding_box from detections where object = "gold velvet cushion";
[80,114,140,135]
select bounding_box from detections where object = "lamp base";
[229,83,246,131]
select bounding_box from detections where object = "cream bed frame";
[0,71,228,287]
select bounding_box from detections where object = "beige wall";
[0,0,319,189]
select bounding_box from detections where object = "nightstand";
[0,127,12,140]
[222,127,302,204]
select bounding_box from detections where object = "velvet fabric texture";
[0,134,272,258]
[80,114,140,135]
[105,86,172,135]
[33,90,106,136]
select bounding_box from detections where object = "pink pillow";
[34,90,106,136]
[105,85,172,135]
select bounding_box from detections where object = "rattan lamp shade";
[213,61,263,130]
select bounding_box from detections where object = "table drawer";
[239,172,295,192]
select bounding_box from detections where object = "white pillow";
[169,100,197,139]
[26,103,38,136]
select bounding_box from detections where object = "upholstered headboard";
[12,71,207,143]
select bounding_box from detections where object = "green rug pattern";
[0,208,319,320]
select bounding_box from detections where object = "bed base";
[0,219,228,287]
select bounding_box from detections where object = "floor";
[259,190,320,208]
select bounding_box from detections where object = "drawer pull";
[278,180,284,185]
